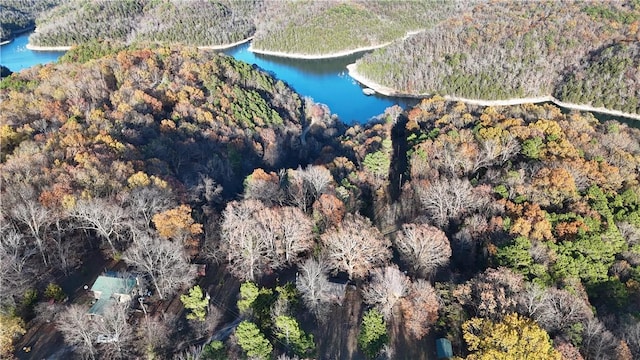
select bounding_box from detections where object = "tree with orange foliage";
[529,167,578,207]
[312,193,346,230]
[400,279,440,339]
[152,205,202,246]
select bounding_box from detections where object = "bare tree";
[621,319,640,359]
[414,177,485,227]
[70,197,129,253]
[582,318,618,360]
[95,303,134,359]
[520,286,592,337]
[286,170,313,212]
[0,227,36,306]
[320,213,391,279]
[296,257,332,319]
[57,304,99,359]
[5,184,53,265]
[286,165,334,211]
[221,200,272,281]
[221,200,314,281]
[123,231,193,300]
[362,266,410,320]
[49,217,79,275]
[268,206,314,265]
[399,279,440,340]
[125,186,174,231]
[473,134,521,172]
[137,313,177,358]
[297,165,333,201]
[190,173,222,205]
[394,223,451,278]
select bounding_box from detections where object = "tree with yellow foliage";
[152,205,203,246]
[0,312,26,358]
[462,313,561,360]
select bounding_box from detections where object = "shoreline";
[25,36,254,52]
[249,43,392,60]
[197,36,253,50]
[26,43,72,51]
[249,29,425,60]
[1,26,36,45]
[347,63,640,121]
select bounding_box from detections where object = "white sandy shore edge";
[198,36,253,50]
[249,29,425,60]
[26,43,72,51]
[347,63,640,121]
[27,37,253,52]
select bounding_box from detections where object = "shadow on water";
[253,51,364,76]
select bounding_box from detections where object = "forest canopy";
[355,0,640,115]
[3,1,640,359]
[29,0,640,115]
[29,0,260,47]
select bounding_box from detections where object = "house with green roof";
[436,338,453,359]
[88,274,138,316]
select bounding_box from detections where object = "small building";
[326,278,350,304]
[88,274,137,316]
[436,338,453,359]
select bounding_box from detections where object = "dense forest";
[0,45,342,359]
[29,0,259,47]
[355,1,640,114]
[0,0,59,41]
[29,0,451,54]
[250,0,454,55]
[1,40,640,359]
[27,1,640,116]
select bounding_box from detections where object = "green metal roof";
[436,338,453,359]
[88,297,111,315]
[88,275,136,315]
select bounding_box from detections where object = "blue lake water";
[0,33,416,124]
[0,32,63,72]
[1,33,637,127]
[222,43,417,124]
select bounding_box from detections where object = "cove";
[0,32,415,124]
[1,32,638,127]
[0,32,62,72]
[220,42,417,124]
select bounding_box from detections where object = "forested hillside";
[0,0,59,41]
[389,97,640,359]
[250,0,454,55]
[29,0,260,47]
[3,1,640,359]
[2,43,639,358]
[28,0,454,55]
[26,0,640,120]
[0,45,346,358]
[355,1,640,114]
[556,41,640,114]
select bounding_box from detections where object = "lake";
[0,32,63,72]
[0,33,416,124]
[1,33,637,127]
